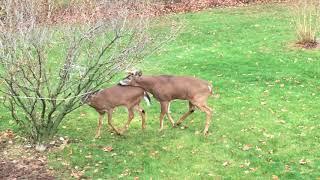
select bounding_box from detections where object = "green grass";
[2,3,320,179]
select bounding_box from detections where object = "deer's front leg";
[95,113,103,138]
[176,101,195,126]
[159,102,167,131]
[159,101,176,131]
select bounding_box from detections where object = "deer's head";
[119,70,142,86]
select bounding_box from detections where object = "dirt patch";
[0,130,55,179]
[27,0,288,24]
[0,157,55,180]
[296,41,320,49]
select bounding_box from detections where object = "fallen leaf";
[285,165,291,172]
[240,160,250,168]
[263,133,274,139]
[242,144,251,151]
[85,155,92,159]
[250,167,257,172]
[299,159,308,165]
[102,146,113,152]
[223,161,230,167]
[71,170,84,179]
[276,119,286,124]
[255,146,262,151]
[244,160,250,167]
[150,151,159,157]
[272,175,279,180]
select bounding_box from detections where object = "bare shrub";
[293,0,320,48]
[0,0,178,147]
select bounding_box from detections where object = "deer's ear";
[126,70,134,75]
[136,70,142,77]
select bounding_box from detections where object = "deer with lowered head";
[119,70,213,135]
[81,85,151,137]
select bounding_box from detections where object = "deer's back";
[151,75,211,101]
[90,85,144,111]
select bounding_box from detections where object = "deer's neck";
[136,76,156,92]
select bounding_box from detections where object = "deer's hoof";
[115,130,124,136]
[180,125,188,130]
[203,130,209,136]
[175,122,181,127]
[95,135,101,139]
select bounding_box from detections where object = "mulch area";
[0,158,54,180]
[0,130,55,180]
[39,0,287,24]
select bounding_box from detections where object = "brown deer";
[81,85,151,137]
[119,70,213,135]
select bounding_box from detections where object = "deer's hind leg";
[176,101,195,126]
[120,107,135,134]
[106,109,122,135]
[192,98,212,135]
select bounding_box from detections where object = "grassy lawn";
[1,3,320,179]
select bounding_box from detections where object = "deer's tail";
[208,82,214,96]
[143,92,151,106]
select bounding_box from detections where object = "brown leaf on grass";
[102,146,113,152]
[255,146,262,151]
[272,175,279,180]
[119,169,131,178]
[0,129,15,142]
[150,151,159,158]
[299,159,308,165]
[240,160,250,168]
[223,161,230,167]
[285,165,291,172]
[71,170,85,179]
[242,144,252,151]
[276,119,286,124]
[250,167,257,172]
[85,155,92,159]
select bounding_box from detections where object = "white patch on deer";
[168,102,171,113]
[143,92,151,106]
[208,85,212,92]
[119,80,127,86]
